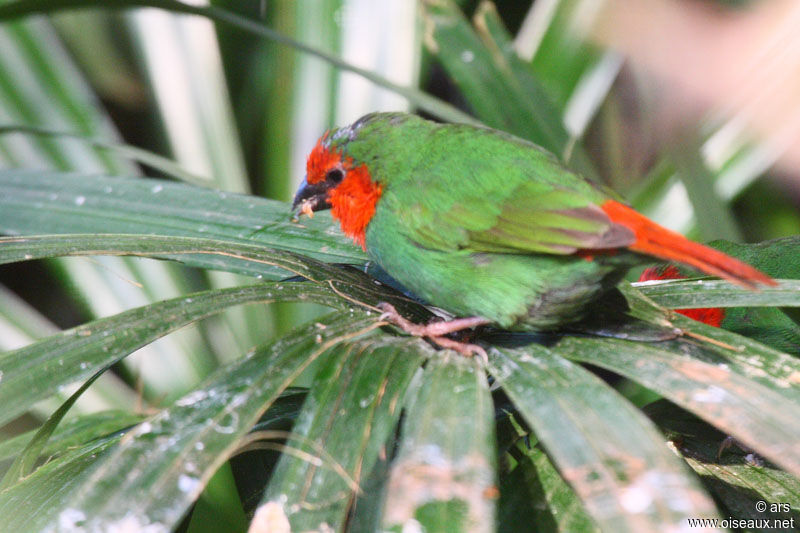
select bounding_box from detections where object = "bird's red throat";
[329,164,382,250]
[307,139,382,250]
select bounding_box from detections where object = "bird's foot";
[376,302,490,363]
[377,303,490,336]
[426,335,489,363]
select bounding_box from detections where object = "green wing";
[405,180,634,254]
[482,184,637,253]
[349,114,635,255]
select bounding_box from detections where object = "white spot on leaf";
[175,390,208,407]
[620,485,653,513]
[214,412,238,434]
[102,513,168,533]
[178,474,201,494]
[57,508,86,530]
[692,385,727,404]
[249,501,290,533]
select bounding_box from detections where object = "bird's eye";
[325,168,344,184]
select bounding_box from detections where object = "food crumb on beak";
[301,200,315,218]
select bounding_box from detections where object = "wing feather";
[405,180,635,255]
[379,123,635,255]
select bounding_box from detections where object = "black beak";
[291,177,332,214]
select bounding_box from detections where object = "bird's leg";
[425,335,489,362]
[377,303,490,336]
[376,302,490,362]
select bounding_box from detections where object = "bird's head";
[292,126,383,250]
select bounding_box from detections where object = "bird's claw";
[377,303,397,323]
[376,302,490,363]
[428,335,489,364]
[377,302,422,335]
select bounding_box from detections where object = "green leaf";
[555,334,800,477]
[635,279,800,309]
[0,435,122,532]
[259,337,428,531]
[383,354,496,533]
[0,14,225,394]
[669,135,741,241]
[0,17,131,173]
[348,451,392,533]
[0,409,142,464]
[0,282,341,428]
[495,410,599,533]
[0,0,477,127]
[37,312,380,531]
[0,233,346,280]
[223,391,308,516]
[509,443,600,533]
[0,233,427,317]
[0,170,365,269]
[633,237,800,352]
[420,0,597,179]
[0,364,108,490]
[0,233,428,316]
[489,345,718,532]
[522,1,605,108]
[495,455,542,533]
[0,232,431,346]
[645,400,800,525]
[0,124,210,185]
[185,464,249,533]
[0,285,140,417]
[623,284,800,398]
[619,285,800,386]
[0,229,433,429]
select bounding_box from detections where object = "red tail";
[601,200,775,289]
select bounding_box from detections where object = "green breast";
[364,205,623,330]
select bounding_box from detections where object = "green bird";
[292,112,773,355]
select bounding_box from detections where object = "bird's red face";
[292,134,382,250]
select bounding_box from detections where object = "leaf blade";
[383,353,497,533]
[489,345,719,532]
[635,279,800,308]
[44,312,380,531]
[0,282,342,428]
[555,334,800,477]
[259,337,428,531]
[0,170,365,269]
